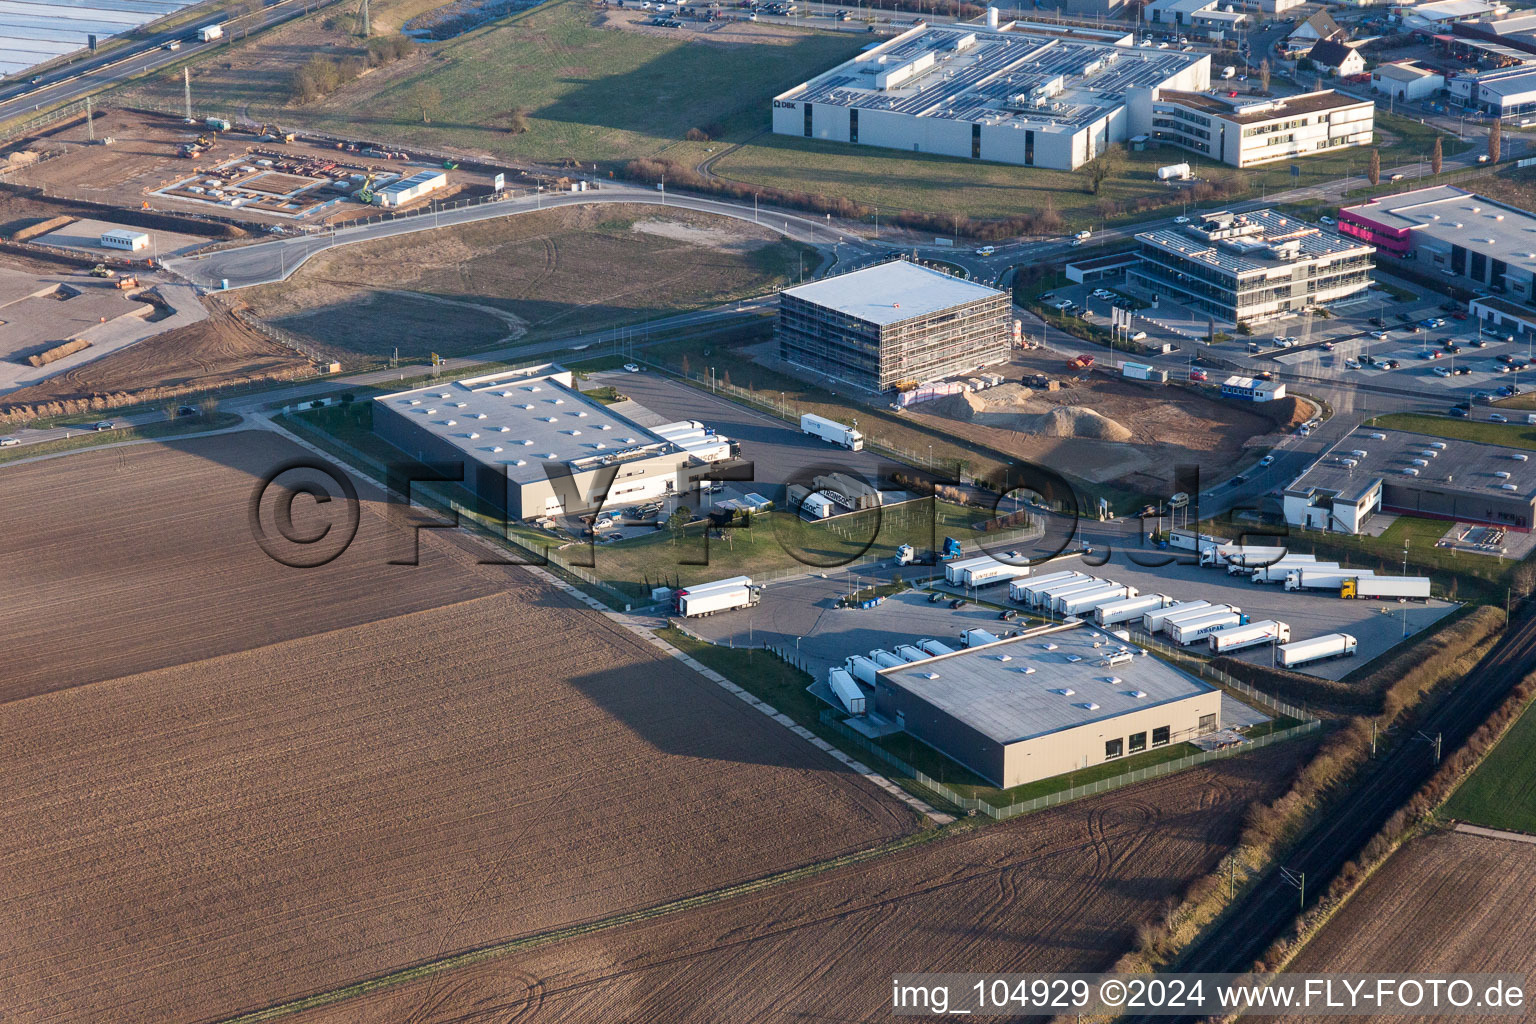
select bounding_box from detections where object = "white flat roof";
[375,366,686,485]
[781,260,1004,327]
[1343,186,1536,263]
[880,624,1214,745]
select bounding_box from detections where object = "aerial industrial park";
[6,0,1536,1018]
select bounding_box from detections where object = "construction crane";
[258,124,295,143]
[355,171,377,204]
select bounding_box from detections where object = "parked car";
[1432,366,1452,377]
[949,598,966,609]
[1174,215,1191,224]
[622,362,640,373]
[928,592,945,603]
[1390,173,1406,181]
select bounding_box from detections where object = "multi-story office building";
[1339,186,1536,301]
[1129,210,1375,325]
[771,22,1209,171]
[1150,89,1375,167]
[777,260,1010,392]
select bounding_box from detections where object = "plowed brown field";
[1254,830,1536,1023]
[0,429,915,1024]
[286,739,1315,1024]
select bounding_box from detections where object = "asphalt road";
[0,0,332,123]
[1129,603,1536,1021]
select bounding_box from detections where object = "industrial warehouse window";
[1104,738,1124,760]
[972,123,981,159]
[1128,731,1147,754]
[1199,714,1217,734]
[804,103,813,138]
[849,108,858,144]
[1151,726,1171,748]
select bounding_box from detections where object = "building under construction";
[777,260,1010,392]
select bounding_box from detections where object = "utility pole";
[1417,730,1443,765]
[183,67,193,123]
[1280,867,1305,912]
[85,95,94,142]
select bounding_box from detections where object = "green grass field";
[270,0,863,167]
[707,111,1466,228]
[1369,412,1536,451]
[1442,696,1536,833]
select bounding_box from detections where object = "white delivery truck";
[1058,583,1137,617]
[1095,593,1168,627]
[894,644,929,663]
[961,628,1001,647]
[845,654,883,687]
[1207,619,1291,654]
[1251,560,1339,584]
[1011,570,1086,604]
[1284,567,1372,591]
[917,638,956,657]
[1143,600,1212,634]
[1343,576,1432,600]
[827,668,866,714]
[675,576,757,616]
[1169,609,1245,645]
[1034,578,1105,610]
[1279,633,1358,668]
[801,412,863,451]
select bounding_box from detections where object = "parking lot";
[683,547,1455,682]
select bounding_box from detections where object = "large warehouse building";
[1283,426,1536,533]
[873,624,1221,788]
[1130,209,1374,325]
[771,22,1209,170]
[1339,186,1536,303]
[373,366,734,520]
[777,260,1011,392]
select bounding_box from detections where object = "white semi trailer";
[827,668,866,714]
[676,576,758,616]
[1143,600,1212,634]
[1207,619,1291,654]
[1203,544,1287,568]
[845,654,884,687]
[961,628,1001,647]
[1251,560,1339,584]
[1011,570,1087,604]
[870,650,904,669]
[1058,583,1137,617]
[1343,576,1432,600]
[1284,567,1373,591]
[1157,602,1232,635]
[1228,552,1319,575]
[1033,578,1105,610]
[1095,593,1169,627]
[800,412,863,451]
[1278,633,1358,667]
[917,638,956,657]
[946,555,1031,588]
[1168,609,1246,645]
[894,644,929,663]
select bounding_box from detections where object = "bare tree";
[413,83,442,124]
[1431,135,1443,175]
[1259,58,1271,94]
[1368,148,1381,186]
[1489,118,1502,164]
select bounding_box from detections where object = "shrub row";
[289,35,414,104]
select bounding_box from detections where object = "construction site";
[1,107,507,229]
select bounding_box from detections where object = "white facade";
[374,170,448,208]
[1372,62,1446,102]
[1152,89,1374,167]
[99,229,149,251]
[772,23,1209,171]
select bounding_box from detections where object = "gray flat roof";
[880,624,1214,745]
[1286,425,1536,504]
[782,260,1005,327]
[1341,186,1536,264]
[375,367,676,484]
[779,22,1204,133]
[1139,209,1370,277]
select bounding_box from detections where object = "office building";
[872,624,1222,788]
[1150,89,1375,167]
[777,260,1010,392]
[1339,186,1536,300]
[1130,210,1374,325]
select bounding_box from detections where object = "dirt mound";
[930,384,1133,441]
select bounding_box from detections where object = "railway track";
[1124,604,1536,1023]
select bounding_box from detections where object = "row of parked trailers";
[831,637,962,715]
[1196,544,1432,599]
